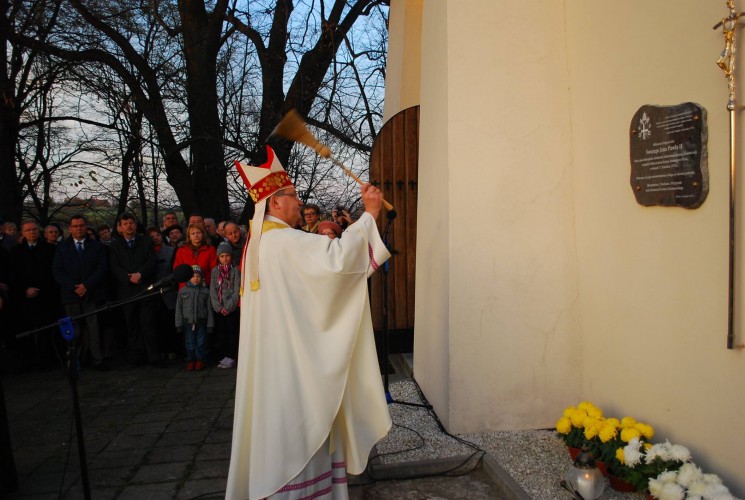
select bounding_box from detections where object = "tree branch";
[19,115,126,132]
[304,116,371,153]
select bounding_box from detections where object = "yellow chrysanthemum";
[556,416,572,434]
[598,423,618,443]
[616,447,625,464]
[577,401,594,411]
[643,442,652,450]
[570,409,588,427]
[584,424,600,440]
[620,427,642,443]
[605,417,621,428]
[563,406,576,418]
[621,416,637,428]
[635,423,654,440]
[587,407,604,419]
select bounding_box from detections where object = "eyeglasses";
[274,190,299,199]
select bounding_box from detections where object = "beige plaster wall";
[382,0,422,122]
[412,0,451,428]
[414,0,582,432]
[397,0,744,494]
[566,0,744,492]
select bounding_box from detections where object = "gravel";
[376,379,648,499]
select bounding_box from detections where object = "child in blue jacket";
[175,265,213,371]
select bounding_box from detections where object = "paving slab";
[2,355,519,500]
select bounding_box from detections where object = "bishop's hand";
[361,183,383,220]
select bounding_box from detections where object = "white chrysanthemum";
[676,462,702,487]
[705,482,734,500]
[668,443,691,462]
[687,479,708,496]
[626,436,641,449]
[623,438,643,467]
[646,442,670,463]
[658,482,684,500]
[625,447,642,467]
[648,478,663,498]
[703,473,723,485]
[657,470,678,484]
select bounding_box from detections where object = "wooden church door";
[369,106,419,352]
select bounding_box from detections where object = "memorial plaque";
[629,102,708,208]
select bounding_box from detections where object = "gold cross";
[715,0,745,109]
[715,0,745,348]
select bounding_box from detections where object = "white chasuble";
[226,212,392,499]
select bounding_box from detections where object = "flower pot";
[567,446,581,461]
[596,460,609,477]
[607,473,637,492]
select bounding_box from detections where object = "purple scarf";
[216,263,231,304]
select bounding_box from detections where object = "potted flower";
[621,439,734,499]
[602,418,654,490]
[648,463,734,499]
[555,401,603,458]
[589,417,621,474]
[618,438,690,492]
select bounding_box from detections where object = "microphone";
[386,209,397,220]
[147,264,194,291]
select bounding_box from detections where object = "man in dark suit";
[9,220,60,368]
[53,215,110,371]
[0,217,16,252]
[108,213,164,367]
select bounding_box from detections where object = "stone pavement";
[0,354,526,500]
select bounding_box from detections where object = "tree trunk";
[179,0,229,221]
[0,0,21,223]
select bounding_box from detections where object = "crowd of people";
[0,204,355,374]
[1,145,390,499]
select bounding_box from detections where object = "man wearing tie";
[109,213,162,367]
[53,215,110,371]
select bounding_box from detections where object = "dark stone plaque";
[629,102,708,208]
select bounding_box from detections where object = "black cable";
[362,377,487,483]
[368,422,427,461]
[187,491,226,499]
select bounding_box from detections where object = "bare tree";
[226,0,388,220]
[0,0,64,223]
[9,0,388,222]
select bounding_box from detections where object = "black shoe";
[150,360,168,369]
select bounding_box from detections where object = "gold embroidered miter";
[234,146,295,292]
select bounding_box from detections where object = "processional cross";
[714,0,745,348]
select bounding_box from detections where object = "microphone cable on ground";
[361,376,486,484]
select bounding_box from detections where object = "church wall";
[414,0,582,433]
[411,0,452,427]
[382,0,423,122]
[392,0,745,494]
[566,0,744,492]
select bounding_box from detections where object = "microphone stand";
[14,285,174,500]
[380,210,431,410]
